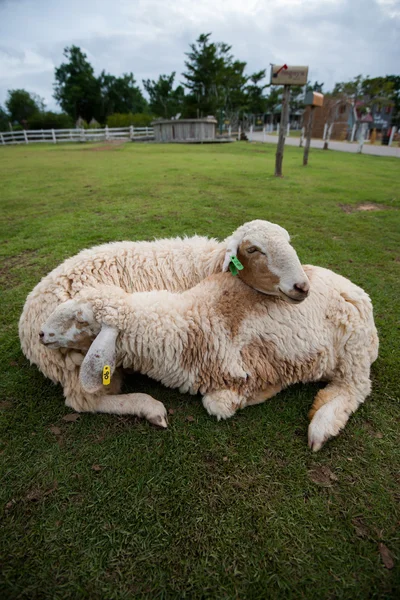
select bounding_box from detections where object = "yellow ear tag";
[102,365,111,386]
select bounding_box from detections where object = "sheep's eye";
[247,246,258,254]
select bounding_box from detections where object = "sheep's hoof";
[308,406,339,451]
[148,413,168,429]
[146,401,168,429]
[308,421,332,452]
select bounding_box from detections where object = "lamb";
[19,220,310,416]
[40,255,378,452]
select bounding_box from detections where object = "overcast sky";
[0,0,399,111]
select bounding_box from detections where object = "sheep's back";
[19,236,223,380]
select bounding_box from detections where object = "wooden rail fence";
[0,126,154,145]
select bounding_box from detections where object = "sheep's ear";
[222,236,241,272]
[79,325,118,394]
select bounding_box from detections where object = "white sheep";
[40,242,378,451]
[19,220,310,417]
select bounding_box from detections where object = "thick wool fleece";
[20,218,311,412]
[79,265,378,410]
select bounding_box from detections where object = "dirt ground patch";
[339,202,392,213]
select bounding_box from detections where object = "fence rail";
[0,126,154,145]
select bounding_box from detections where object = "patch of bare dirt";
[340,202,392,213]
[308,465,339,487]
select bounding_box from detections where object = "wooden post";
[303,106,315,166]
[238,125,241,141]
[274,85,290,177]
[263,126,266,142]
[23,130,28,144]
[52,129,56,144]
[228,125,231,138]
[323,123,333,150]
[0,133,4,145]
[105,125,109,141]
[357,123,368,153]
[388,126,397,146]
[299,127,305,147]
[249,125,253,141]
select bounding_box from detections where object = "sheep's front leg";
[308,377,371,451]
[96,393,168,428]
[202,390,245,421]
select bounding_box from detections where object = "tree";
[28,111,74,130]
[332,75,364,103]
[386,75,400,126]
[182,33,248,117]
[289,85,305,115]
[244,70,268,115]
[106,113,154,128]
[265,87,281,124]
[306,81,324,93]
[143,73,185,118]
[361,76,394,111]
[54,46,102,122]
[5,89,44,125]
[0,105,10,131]
[99,72,148,117]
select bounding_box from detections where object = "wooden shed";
[152,118,217,143]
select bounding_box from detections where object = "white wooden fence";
[0,126,154,145]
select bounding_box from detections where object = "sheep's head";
[39,300,100,349]
[39,296,119,394]
[223,220,310,303]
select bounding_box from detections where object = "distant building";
[357,100,393,136]
[303,98,355,141]
[303,96,393,141]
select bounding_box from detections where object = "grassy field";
[0,141,399,599]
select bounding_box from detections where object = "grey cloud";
[0,0,398,112]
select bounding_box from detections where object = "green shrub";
[28,112,74,130]
[106,113,154,128]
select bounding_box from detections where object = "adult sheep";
[20,220,310,417]
[40,236,378,451]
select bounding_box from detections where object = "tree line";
[1,32,399,131]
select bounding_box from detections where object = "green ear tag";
[229,262,239,276]
[231,256,244,271]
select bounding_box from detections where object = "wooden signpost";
[303,91,324,166]
[271,65,309,177]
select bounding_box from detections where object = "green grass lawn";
[1,141,399,599]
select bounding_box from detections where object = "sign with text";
[271,65,309,86]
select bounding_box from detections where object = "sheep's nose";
[293,281,310,296]
[39,331,45,338]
